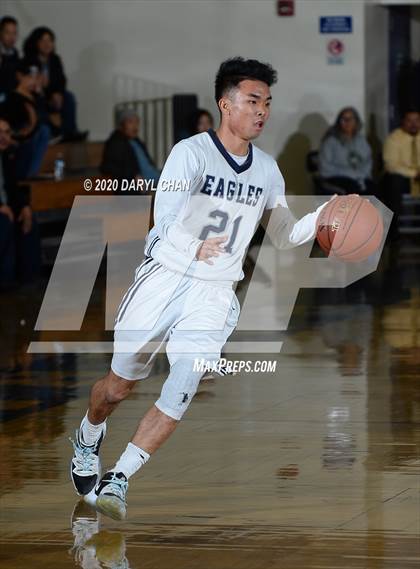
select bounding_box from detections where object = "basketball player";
[70,57,330,520]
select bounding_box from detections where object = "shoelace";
[103,473,128,501]
[70,436,97,474]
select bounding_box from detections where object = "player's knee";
[155,363,201,420]
[104,370,136,404]
[155,386,197,421]
[152,355,222,421]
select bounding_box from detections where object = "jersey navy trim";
[116,262,160,324]
[207,129,253,174]
[115,258,154,324]
[147,236,160,257]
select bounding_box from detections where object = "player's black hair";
[0,16,18,31]
[214,57,277,103]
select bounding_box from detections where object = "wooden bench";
[25,176,153,265]
[39,141,104,174]
[29,177,89,212]
[23,141,158,265]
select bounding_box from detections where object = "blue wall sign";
[320,16,353,34]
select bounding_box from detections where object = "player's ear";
[219,97,230,117]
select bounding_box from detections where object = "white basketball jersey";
[144,130,288,283]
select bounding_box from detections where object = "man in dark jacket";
[0,117,40,287]
[101,110,160,188]
[0,16,19,102]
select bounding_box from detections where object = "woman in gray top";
[318,107,375,195]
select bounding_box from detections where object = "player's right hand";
[196,235,228,265]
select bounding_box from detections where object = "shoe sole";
[96,495,126,521]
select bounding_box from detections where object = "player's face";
[225,79,272,140]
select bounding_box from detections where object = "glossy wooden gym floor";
[0,241,419,569]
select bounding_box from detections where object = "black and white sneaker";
[95,471,128,521]
[70,426,106,495]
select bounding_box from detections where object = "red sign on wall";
[327,38,345,65]
[277,0,295,17]
[327,39,344,56]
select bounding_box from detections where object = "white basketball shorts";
[111,257,239,382]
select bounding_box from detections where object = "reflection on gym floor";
[0,241,419,568]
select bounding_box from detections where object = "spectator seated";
[383,110,420,240]
[306,150,349,196]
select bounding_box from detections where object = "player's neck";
[215,125,250,156]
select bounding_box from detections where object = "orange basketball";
[316,195,384,262]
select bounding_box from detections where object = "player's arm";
[261,205,326,250]
[260,163,328,250]
[154,142,227,264]
[153,142,204,259]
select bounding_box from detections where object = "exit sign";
[277,0,294,17]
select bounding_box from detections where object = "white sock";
[112,442,150,479]
[80,412,106,446]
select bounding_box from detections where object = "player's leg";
[87,369,137,425]
[95,285,240,520]
[70,259,173,497]
[95,359,204,520]
[91,263,186,517]
[70,369,137,496]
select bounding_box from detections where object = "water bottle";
[54,153,65,181]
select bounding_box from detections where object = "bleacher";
[27,141,103,265]
[26,94,196,265]
[31,141,103,211]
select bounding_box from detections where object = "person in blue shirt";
[101,110,160,189]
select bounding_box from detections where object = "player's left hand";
[196,235,228,265]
